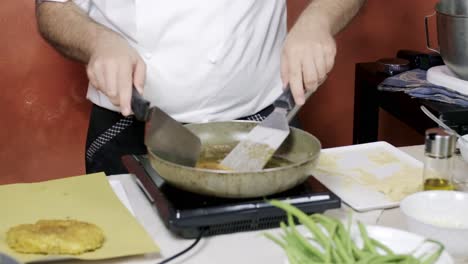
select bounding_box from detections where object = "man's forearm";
[300,0,366,35]
[36,1,113,63]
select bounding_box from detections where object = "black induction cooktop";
[122,155,341,239]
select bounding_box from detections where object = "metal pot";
[147,121,321,198]
[438,0,468,16]
[426,1,468,80]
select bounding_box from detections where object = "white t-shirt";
[39,0,286,123]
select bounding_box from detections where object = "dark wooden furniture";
[353,62,468,144]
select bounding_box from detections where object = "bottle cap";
[376,58,411,75]
[425,127,456,158]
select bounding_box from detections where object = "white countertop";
[69,145,441,264]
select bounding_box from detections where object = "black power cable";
[157,228,207,264]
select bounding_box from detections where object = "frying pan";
[147,121,321,198]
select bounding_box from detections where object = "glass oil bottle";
[423,128,456,191]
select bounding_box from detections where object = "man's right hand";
[36,1,146,116]
[87,32,146,116]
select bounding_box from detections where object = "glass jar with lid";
[423,127,457,191]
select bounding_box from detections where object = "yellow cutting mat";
[0,172,159,263]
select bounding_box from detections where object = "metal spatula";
[131,87,201,167]
[221,86,310,171]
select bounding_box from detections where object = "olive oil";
[424,178,455,191]
[422,128,457,192]
[195,148,293,171]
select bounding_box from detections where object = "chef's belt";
[85,104,301,175]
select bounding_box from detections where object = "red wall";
[289,0,437,148]
[0,1,91,184]
[1,0,438,184]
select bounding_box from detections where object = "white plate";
[311,141,423,211]
[427,65,468,96]
[363,225,453,263]
[284,225,453,264]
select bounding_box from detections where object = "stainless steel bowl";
[426,1,468,80]
[438,0,468,16]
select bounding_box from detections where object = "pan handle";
[131,86,151,122]
[273,86,296,112]
[278,82,321,123]
[425,12,440,53]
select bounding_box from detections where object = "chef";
[36,0,365,175]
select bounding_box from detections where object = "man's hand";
[281,17,336,105]
[36,1,146,116]
[281,0,365,105]
[87,32,146,116]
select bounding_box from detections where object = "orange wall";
[1,0,438,183]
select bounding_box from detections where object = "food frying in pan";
[195,161,233,171]
[6,219,105,255]
[194,148,293,171]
